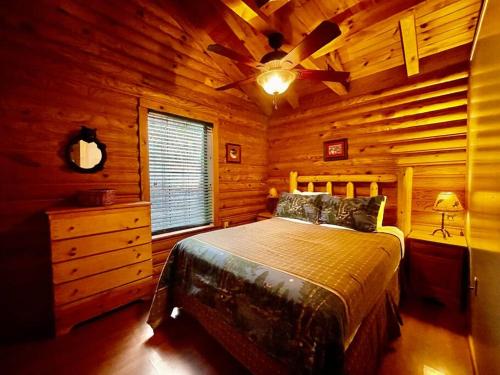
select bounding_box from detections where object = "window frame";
[138,98,220,239]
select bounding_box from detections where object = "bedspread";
[148,218,401,374]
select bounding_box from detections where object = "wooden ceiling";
[165,0,481,113]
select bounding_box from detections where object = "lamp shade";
[432,192,464,212]
[257,69,296,95]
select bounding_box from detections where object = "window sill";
[152,224,216,241]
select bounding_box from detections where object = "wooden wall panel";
[467,0,500,372]
[268,60,469,231]
[0,0,267,339]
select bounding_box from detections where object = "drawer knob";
[71,288,79,296]
[68,248,77,256]
[128,240,133,244]
[136,253,141,258]
[71,268,78,274]
[136,235,140,240]
[69,226,75,231]
[134,218,139,223]
[137,270,142,275]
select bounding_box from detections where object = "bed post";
[289,171,298,192]
[397,167,413,237]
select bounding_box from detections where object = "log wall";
[268,59,469,231]
[0,0,267,339]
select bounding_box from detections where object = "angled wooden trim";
[220,0,272,33]
[260,0,291,16]
[312,0,426,59]
[138,101,150,202]
[399,13,420,77]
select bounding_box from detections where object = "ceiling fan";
[207,21,349,100]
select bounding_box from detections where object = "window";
[147,111,214,235]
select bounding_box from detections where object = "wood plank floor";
[0,298,472,375]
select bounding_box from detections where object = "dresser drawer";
[54,261,152,305]
[51,227,151,262]
[408,235,467,309]
[53,243,152,284]
[410,239,463,259]
[55,277,153,335]
[49,206,150,240]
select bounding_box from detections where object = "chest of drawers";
[47,202,153,335]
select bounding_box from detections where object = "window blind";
[148,111,213,235]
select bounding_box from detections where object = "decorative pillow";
[318,195,343,224]
[335,195,386,232]
[376,196,387,229]
[275,192,322,223]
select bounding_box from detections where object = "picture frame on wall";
[226,143,241,164]
[323,138,348,161]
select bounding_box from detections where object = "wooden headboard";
[289,167,413,236]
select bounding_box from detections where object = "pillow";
[275,192,322,223]
[318,195,343,224]
[335,195,386,232]
[376,196,387,229]
[293,189,324,196]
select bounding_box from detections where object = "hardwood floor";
[0,298,472,375]
[379,298,473,375]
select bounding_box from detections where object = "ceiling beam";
[220,0,346,96]
[324,51,348,95]
[311,0,426,59]
[161,0,273,115]
[399,13,420,76]
[260,0,291,16]
[219,0,272,33]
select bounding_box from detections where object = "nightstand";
[407,229,468,309]
[256,211,273,221]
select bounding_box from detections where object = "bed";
[148,168,413,374]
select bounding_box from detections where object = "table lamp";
[432,192,463,238]
[267,187,279,213]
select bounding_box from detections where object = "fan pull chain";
[273,93,279,109]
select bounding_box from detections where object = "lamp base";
[432,227,451,239]
[432,212,451,238]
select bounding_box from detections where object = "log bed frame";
[289,166,414,236]
[168,167,414,375]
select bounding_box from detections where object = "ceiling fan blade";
[296,69,350,83]
[282,21,341,68]
[216,75,257,91]
[207,44,259,68]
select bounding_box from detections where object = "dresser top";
[46,201,150,216]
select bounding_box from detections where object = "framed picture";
[323,138,348,161]
[226,143,241,164]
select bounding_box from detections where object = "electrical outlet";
[223,221,229,228]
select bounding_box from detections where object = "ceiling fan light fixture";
[257,69,296,95]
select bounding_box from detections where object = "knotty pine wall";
[0,0,267,339]
[269,61,468,230]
